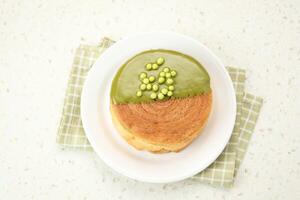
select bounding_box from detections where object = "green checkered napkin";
[57,38,263,187]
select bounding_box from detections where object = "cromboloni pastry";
[110,50,212,153]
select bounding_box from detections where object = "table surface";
[0,0,299,199]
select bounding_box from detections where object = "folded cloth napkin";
[57,37,263,188]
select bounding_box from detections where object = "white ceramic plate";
[81,32,236,183]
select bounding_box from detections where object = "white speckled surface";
[0,0,300,199]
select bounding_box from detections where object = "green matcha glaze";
[110,49,211,104]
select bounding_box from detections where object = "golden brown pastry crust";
[110,92,212,153]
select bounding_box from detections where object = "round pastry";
[110,50,212,153]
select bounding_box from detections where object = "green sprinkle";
[140,84,146,90]
[156,57,165,65]
[158,77,165,84]
[163,67,170,73]
[158,93,164,100]
[168,85,174,91]
[170,70,177,77]
[166,78,173,85]
[150,93,157,99]
[146,84,152,90]
[167,91,173,97]
[161,88,168,95]
[152,84,159,91]
[143,78,149,84]
[146,63,152,70]
[152,63,159,70]
[139,72,147,79]
[159,72,166,77]
[165,72,171,78]
[136,90,142,97]
[149,76,155,82]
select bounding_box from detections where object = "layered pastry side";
[110,50,212,153]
